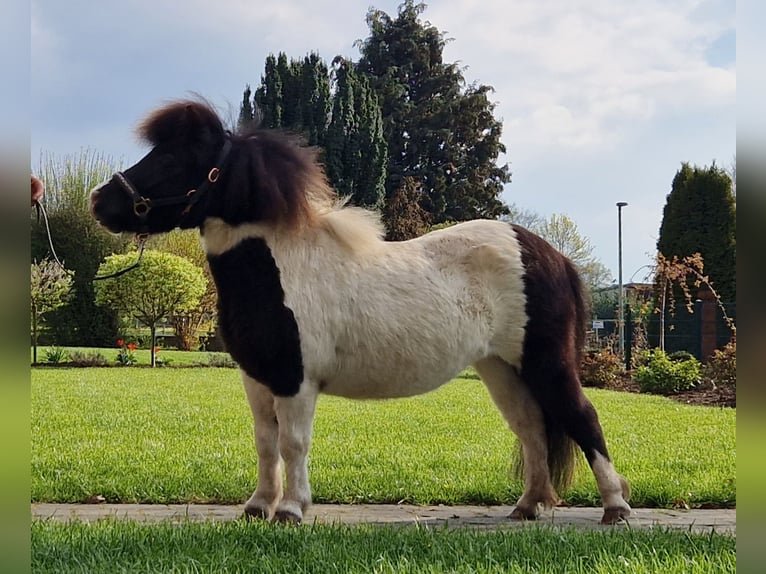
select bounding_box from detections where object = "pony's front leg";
[241,374,282,520]
[272,380,319,524]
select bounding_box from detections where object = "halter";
[112,138,232,233]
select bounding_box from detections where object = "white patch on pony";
[202,212,529,400]
[241,373,282,519]
[592,451,632,512]
[272,379,319,520]
[201,218,271,255]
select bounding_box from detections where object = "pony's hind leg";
[272,380,319,524]
[561,394,631,524]
[521,360,632,524]
[474,357,558,520]
[241,373,283,520]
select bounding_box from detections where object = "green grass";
[31,520,735,574]
[31,367,736,508]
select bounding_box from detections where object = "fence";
[590,298,735,367]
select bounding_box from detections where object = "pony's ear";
[137,101,224,146]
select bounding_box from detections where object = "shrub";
[69,351,109,367]
[580,349,623,388]
[635,349,700,395]
[668,350,695,363]
[44,347,70,364]
[202,353,238,368]
[703,340,736,387]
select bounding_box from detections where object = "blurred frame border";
[0,0,32,571]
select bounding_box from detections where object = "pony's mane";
[316,201,386,253]
[136,98,339,230]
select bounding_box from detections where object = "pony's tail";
[512,257,588,498]
[512,417,578,497]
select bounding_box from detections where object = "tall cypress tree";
[254,54,284,128]
[299,53,331,146]
[238,84,254,129]
[325,57,387,208]
[657,162,736,304]
[244,53,385,209]
[356,0,510,223]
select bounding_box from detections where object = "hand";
[32,175,45,206]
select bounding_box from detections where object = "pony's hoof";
[273,509,302,524]
[600,507,630,525]
[510,506,539,521]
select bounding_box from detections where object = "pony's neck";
[200,217,274,256]
[201,205,386,258]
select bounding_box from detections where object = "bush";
[44,347,70,364]
[202,353,238,368]
[635,349,700,395]
[668,350,695,363]
[69,351,109,367]
[580,349,623,388]
[703,340,736,387]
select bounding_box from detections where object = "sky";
[30,0,736,284]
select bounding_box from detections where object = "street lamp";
[616,202,628,359]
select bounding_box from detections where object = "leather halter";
[112,139,232,233]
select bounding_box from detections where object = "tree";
[356,0,510,224]
[250,52,331,146]
[502,204,544,231]
[148,230,217,350]
[31,150,132,346]
[653,252,735,351]
[30,259,73,364]
[534,213,613,291]
[244,53,386,208]
[238,84,255,130]
[324,57,387,208]
[382,176,431,240]
[94,250,206,367]
[657,162,736,304]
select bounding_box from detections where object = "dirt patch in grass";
[607,375,735,408]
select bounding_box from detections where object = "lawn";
[31,366,736,508]
[31,520,736,574]
[31,364,736,574]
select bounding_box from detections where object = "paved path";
[32,504,735,535]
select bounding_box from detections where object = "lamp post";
[616,202,628,359]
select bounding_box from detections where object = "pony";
[90,99,631,525]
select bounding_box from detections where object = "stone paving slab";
[32,504,736,535]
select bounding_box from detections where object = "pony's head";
[90,99,334,235]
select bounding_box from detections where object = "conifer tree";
[356,0,510,223]
[657,162,736,304]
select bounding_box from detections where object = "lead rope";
[35,199,147,281]
[92,236,147,281]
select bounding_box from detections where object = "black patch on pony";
[206,238,304,397]
[512,224,611,477]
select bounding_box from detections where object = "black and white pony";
[90,100,631,524]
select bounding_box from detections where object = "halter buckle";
[208,167,220,183]
[133,199,150,217]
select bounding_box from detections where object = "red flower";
[127,343,137,351]
[153,347,160,354]
[117,339,124,347]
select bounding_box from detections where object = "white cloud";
[429,0,735,156]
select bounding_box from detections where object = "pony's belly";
[318,361,467,400]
